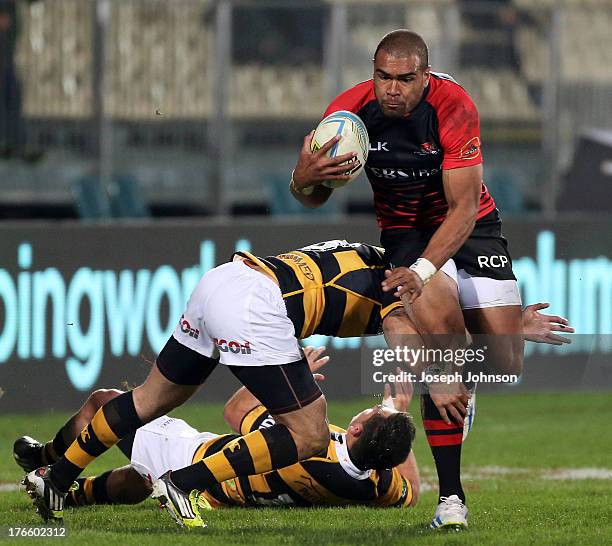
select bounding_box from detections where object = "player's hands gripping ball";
[293,111,369,192]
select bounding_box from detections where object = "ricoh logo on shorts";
[179,315,200,339]
[214,338,252,354]
[478,255,509,268]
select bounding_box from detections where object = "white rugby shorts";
[441,260,522,309]
[172,261,303,366]
[130,416,218,482]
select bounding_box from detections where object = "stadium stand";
[1,0,611,218]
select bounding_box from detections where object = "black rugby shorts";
[380,213,516,314]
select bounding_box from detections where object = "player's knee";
[418,308,467,345]
[87,389,123,414]
[382,310,416,335]
[313,419,332,453]
[308,415,330,456]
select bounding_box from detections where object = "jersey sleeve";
[374,468,413,507]
[434,87,483,170]
[239,405,276,435]
[323,80,375,118]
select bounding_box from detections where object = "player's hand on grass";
[382,367,414,411]
[523,302,574,345]
[382,267,424,304]
[303,346,330,381]
[292,132,356,191]
[428,381,471,426]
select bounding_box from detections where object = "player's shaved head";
[374,30,429,69]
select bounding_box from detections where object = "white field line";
[1,467,611,495]
[416,466,612,493]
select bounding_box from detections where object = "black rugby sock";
[170,424,299,493]
[65,471,115,506]
[50,391,143,492]
[421,393,466,503]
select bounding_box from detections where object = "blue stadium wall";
[0,218,610,411]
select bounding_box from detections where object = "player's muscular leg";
[463,305,524,376]
[132,364,200,422]
[404,272,467,345]
[272,395,329,458]
[383,308,419,345]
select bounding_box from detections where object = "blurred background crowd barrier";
[0,0,611,220]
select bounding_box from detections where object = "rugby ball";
[310,110,369,188]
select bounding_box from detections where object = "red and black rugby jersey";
[323,73,497,230]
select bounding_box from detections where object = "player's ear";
[348,422,364,438]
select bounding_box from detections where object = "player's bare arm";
[422,164,482,268]
[382,164,482,303]
[381,371,420,505]
[290,132,354,208]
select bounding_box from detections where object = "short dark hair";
[374,30,429,69]
[349,411,416,471]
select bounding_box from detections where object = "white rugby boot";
[430,494,468,530]
[22,466,65,522]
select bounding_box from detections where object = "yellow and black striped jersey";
[194,406,412,509]
[233,240,402,339]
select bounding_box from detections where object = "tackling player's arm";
[223,385,261,433]
[382,376,421,506]
[395,452,420,507]
[523,302,574,345]
[381,376,420,506]
[290,132,354,208]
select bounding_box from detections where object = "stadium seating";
[6,0,612,217]
[72,176,113,220]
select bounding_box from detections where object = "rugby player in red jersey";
[290,30,531,529]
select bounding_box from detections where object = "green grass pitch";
[1,392,611,545]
